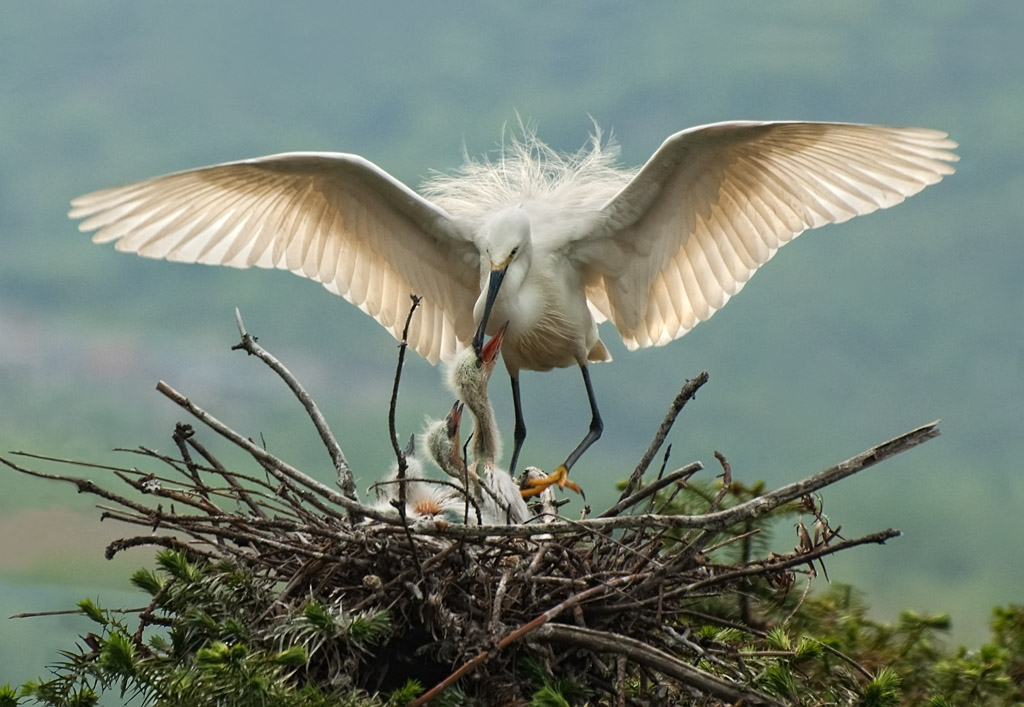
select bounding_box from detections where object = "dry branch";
[231,308,357,504]
[533,624,784,706]
[618,371,709,501]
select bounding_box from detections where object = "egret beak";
[472,265,507,354]
[480,322,508,367]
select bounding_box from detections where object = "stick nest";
[3,309,940,706]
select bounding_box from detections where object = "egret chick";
[372,438,462,522]
[423,401,469,481]
[71,120,958,495]
[447,327,532,524]
[422,401,485,524]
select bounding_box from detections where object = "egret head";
[447,324,506,464]
[453,321,506,400]
[473,206,530,353]
[425,400,466,479]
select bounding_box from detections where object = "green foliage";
[528,683,572,707]
[75,600,106,627]
[0,685,22,707]
[739,587,1024,705]
[380,679,421,706]
[13,549,393,707]
[617,478,1024,704]
[129,568,164,597]
[859,667,903,707]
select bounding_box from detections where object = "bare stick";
[232,308,357,503]
[710,450,731,511]
[369,421,940,539]
[388,296,422,520]
[184,430,267,519]
[387,296,425,579]
[619,372,709,502]
[599,462,703,518]
[1,456,156,517]
[533,623,783,706]
[388,295,422,470]
[153,380,398,524]
[683,529,901,595]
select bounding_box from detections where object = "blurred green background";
[2,1,1021,687]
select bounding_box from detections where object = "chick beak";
[446,401,464,438]
[480,321,508,368]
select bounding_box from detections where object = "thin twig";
[600,462,703,518]
[685,529,901,593]
[232,308,357,504]
[388,295,422,471]
[153,381,395,523]
[619,372,709,501]
[710,450,731,511]
[170,423,211,499]
[387,296,425,580]
[184,430,267,519]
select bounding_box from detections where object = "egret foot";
[520,465,583,498]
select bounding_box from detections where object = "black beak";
[472,266,507,355]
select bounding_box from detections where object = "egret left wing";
[578,121,958,349]
[70,152,481,363]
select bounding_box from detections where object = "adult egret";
[70,120,958,494]
[447,328,531,524]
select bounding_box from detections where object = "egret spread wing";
[70,153,481,363]
[584,121,959,349]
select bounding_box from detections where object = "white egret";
[69,120,958,494]
[447,327,531,524]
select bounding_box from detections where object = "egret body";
[70,120,958,492]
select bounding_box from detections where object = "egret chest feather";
[497,276,593,372]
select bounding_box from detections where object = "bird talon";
[519,465,583,498]
[562,478,583,495]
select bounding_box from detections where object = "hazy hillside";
[1,1,1021,685]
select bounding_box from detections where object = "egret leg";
[565,363,604,471]
[522,364,600,497]
[508,375,527,473]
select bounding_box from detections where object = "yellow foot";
[520,465,583,498]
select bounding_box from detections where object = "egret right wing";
[581,121,958,349]
[70,153,481,363]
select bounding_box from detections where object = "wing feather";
[70,152,481,363]
[582,121,957,349]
